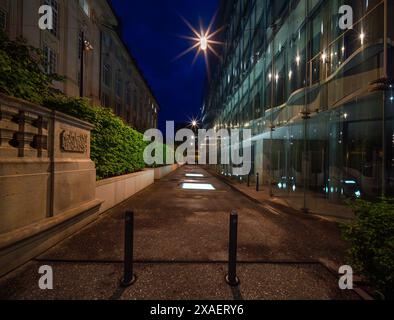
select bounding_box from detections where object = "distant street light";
[174,14,224,77]
[200,36,208,51]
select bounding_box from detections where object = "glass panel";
[205,0,390,218]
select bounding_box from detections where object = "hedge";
[342,199,394,300]
[145,141,175,168]
[0,30,148,180]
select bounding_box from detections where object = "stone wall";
[95,164,181,214]
[154,164,181,180]
[96,170,154,214]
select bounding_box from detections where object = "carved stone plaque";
[61,130,88,153]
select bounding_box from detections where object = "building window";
[102,32,112,48]
[101,92,110,108]
[79,0,90,17]
[126,110,131,123]
[115,72,122,97]
[126,87,132,106]
[0,8,7,30]
[43,45,57,74]
[115,102,122,117]
[103,64,112,87]
[44,0,58,37]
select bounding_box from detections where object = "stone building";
[0,0,158,132]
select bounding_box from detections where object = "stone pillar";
[0,94,102,276]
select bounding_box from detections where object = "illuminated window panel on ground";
[181,183,215,190]
[185,173,204,177]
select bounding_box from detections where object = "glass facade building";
[203,0,394,218]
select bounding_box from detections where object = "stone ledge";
[0,93,94,131]
[0,199,103,277]
[96,169,153,187]
[0,199,103,251]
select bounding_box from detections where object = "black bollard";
[256,173,260,192]
[121,211,136,287]
[247,174,250,187]
[226,211,240,286]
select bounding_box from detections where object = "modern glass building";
[202,0,394,218]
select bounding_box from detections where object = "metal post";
[382,0,388,197]
[226,211,240,286]
[79,31,84,98]
[256,173,259,192]
[247,174,250,187]
[121,211,136,287]
[383,0,388,79]
[269,23,276,199]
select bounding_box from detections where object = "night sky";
[110,0,220,131]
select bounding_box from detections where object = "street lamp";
[200,36,208,51]
[80,31,94,98]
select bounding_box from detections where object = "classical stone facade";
[0,0,159,132]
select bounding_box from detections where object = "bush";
[44,96,147,180]
[342,199,394,299]
[146,141,174,168]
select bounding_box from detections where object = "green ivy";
[342,199,394,299]
[0,31,61,104]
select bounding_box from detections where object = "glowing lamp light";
[176,14,224,73]
[345,180,356,185]
[360,32,365,45]
[200,36,208,51]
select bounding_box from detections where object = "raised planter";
[96,169,155,214]
[153,164,180,180]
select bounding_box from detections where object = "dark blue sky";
[110,0,220,131]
